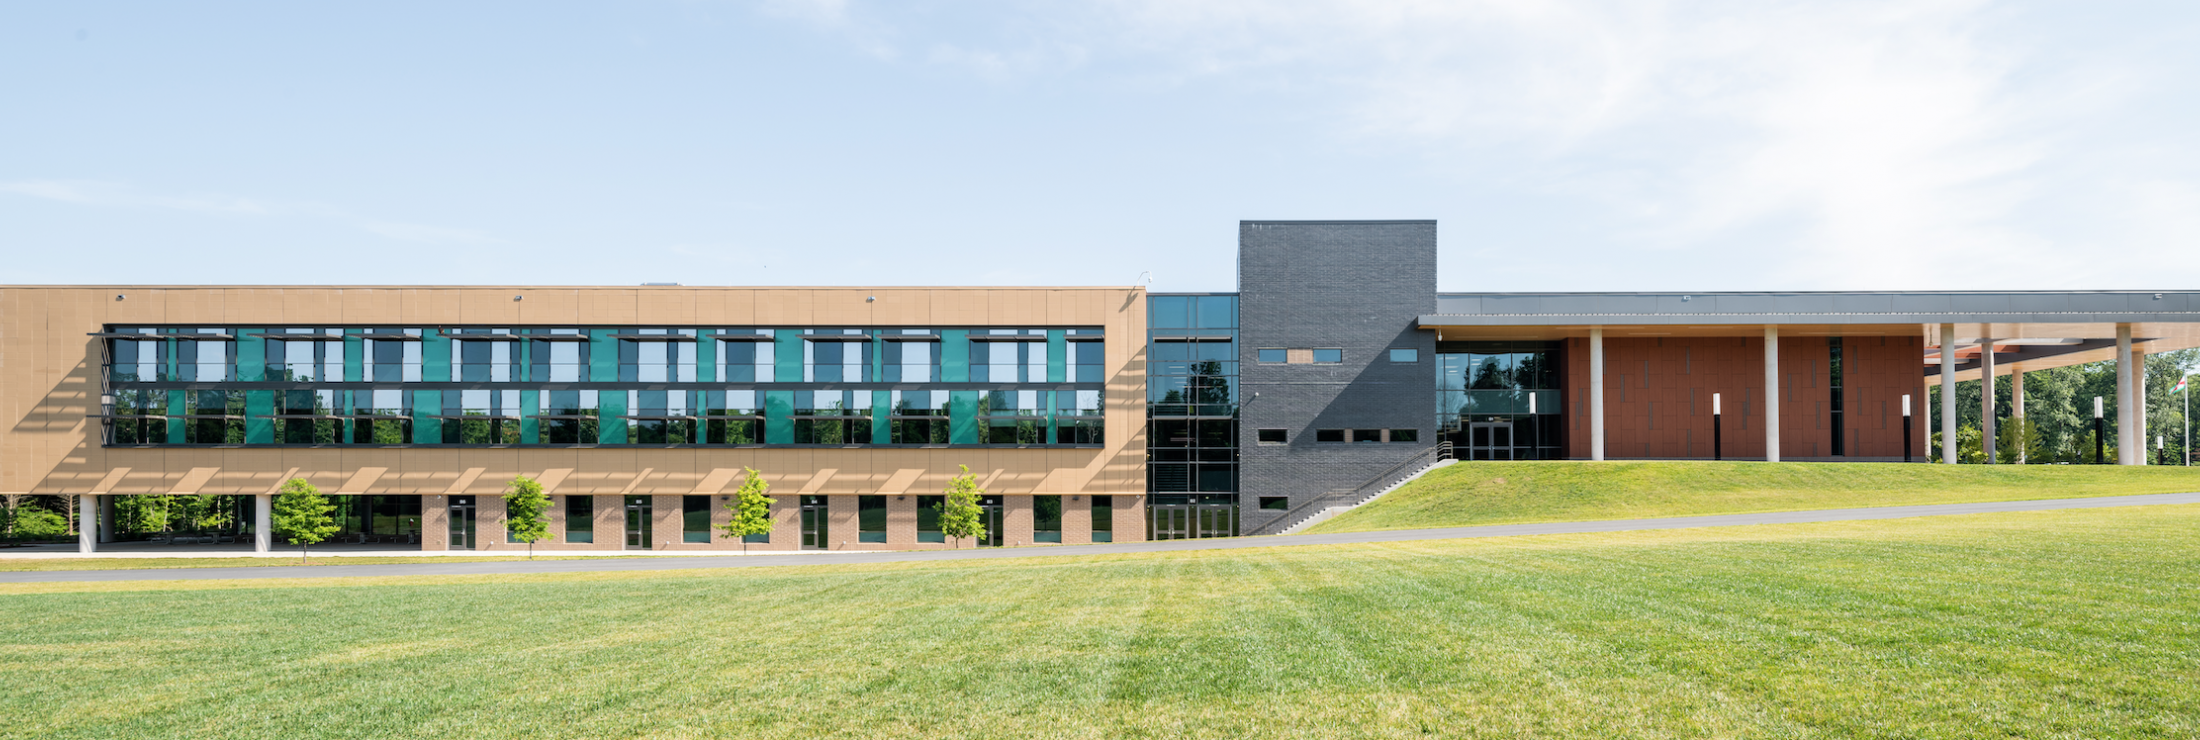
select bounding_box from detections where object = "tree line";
[1929,348,2197,464]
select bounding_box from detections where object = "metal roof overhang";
[1417,290,2200,383]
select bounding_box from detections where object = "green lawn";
[4,505,2198,738]
[1310,460,2200,534]
[0,555,603,572]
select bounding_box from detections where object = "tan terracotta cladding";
[1563,335,1928,459]
[0,286,1149,495]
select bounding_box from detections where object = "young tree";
[272,478,338,563]
[937,465,986,549]
[502,475,552,560]
[716,467,776,554]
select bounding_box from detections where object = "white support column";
[2010,366,2026,464]
[1764,325,1780,462]
[2136,348,2149,465]
[2117,324,2135,465]
[1589,327,1605,461]
[1980,335,1996,464]
[1941,323,1958,464]
[77,494,98,554]
[254,494,273,553]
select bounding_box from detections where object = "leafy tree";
[502,476,552,559]
[937,465,986,549]
[272,478,339,563]
[717,467,776,554]
[10,506,68,540]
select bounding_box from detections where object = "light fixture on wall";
[512,295,523,301]
[115,294,125,301]
[867,296,877,303]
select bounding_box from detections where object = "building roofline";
[1240,220,1436,225]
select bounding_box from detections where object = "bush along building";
[11,220,2200,553]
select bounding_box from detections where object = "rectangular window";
[705,390,762,444]
[625,389,696,445]
[1829,337,1845,457]
[1090,495,1112,543]
[1389,429,1419,443]
[715,337,774,383]
[1033,495,1062,543]
[890,390,951,444]
[531,330,590,382]
[917,494,945,543]
[1259,496,1289,511]
[1053,389,1104,445]
[858,495,886,543]
[804,332,872,382]
[565,496,593,543]
[1257,348,1287,364]
[683,495,711,543]
[1256,428,1287,444]
[620,331,698,383]
[884,335,940,382]
[1312,349,1343,364]
[1353,429,1383,443]
[1389,348,1418,363]
[363,331,423,383]
[107,331,166,382]
[540,389,599,444]
[106,388,168,445]
[1315,429,1345,443]
[1069,340,1105,382]
[982,389,1045,444]
[794,390,872,445]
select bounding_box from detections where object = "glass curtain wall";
[1147,294,1240,535]
[1437,341,1563,460]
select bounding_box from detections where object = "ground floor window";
[565,495,593,543]
[859,496,887,543]
[1033,495,1062,543]
[917,495,945,542]
[683,495,711,543]
[1090,495,1113,542]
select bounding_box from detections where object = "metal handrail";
[1249,441,1454,535]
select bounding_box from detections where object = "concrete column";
[1589,327,1605,461]
[2117,324,2135,465]
[254,494,273,553]
[77,494,98,554]
[2136,348,2149,465]
[2011,366,2026,464]
[1764,325,1780,463]
[1979,335,1996,464]
[99,495,118,543]
[1941,323,1958,464]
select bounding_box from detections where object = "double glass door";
[448,496,475,550]
[1150,502,1236,540]
[624,496,651,550]
[1468,421,1513,460]
[801,496,827,550]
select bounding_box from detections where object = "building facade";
[10,220,2200,553]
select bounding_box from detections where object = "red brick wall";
[1563,334,1926,460]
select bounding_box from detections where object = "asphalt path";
[10,491,2198,584]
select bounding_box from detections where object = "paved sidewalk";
[8,491,2196,584]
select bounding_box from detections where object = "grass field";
[1310,460,2200,533]
[4,504,2197,738]
[0,555,604,572]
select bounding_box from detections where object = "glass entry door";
[1469,421,1513,460]
[977,497,1003,547]
[1149,500,1236,540]
[624,495,652,550]
[448,496,475,550]
[800,495,826,550]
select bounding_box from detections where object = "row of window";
[102,388,1103,446]
[1254,428,1421,444]
[1250,348,1420,365]
[103,327,1104,384]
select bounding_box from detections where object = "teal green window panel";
[696,337,715,383]
[949,390,979,444]
[165,336,180,381]
[343,334,363,382]
[413,390,441,444]
[520,390,540,443]
[245,391,274,444]
[764,391,793,444]
[599,390,628,444]
[589,329,618,382]
[236,329,265,382]
[166,391,186,444]
[424,333,451,382]
[871,390,891,445]
[1046,330,1066,383]
[941,330,969,382]
[774,331,803,383]
[1045,390,1058,443]
[517,333,532,382]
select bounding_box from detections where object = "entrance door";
[624,496,652,550]
[1194,502,1237,538]
[800,496,827,550]
[448,496,475,550]
[1151,505,1189,540]
[978,497,1003,547]
[1469,421,1513,460]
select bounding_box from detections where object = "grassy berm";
[1310,460,2200,533]
[4,504,2198,738]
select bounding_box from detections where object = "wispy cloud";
[0,180,504,246]
[763,0,2200,289]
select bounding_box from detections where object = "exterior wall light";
[513,295,523,301]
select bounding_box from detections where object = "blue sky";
[4,1,2197,293]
